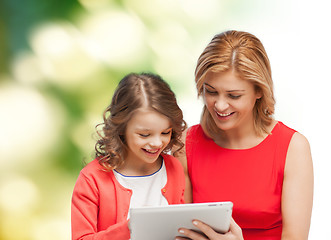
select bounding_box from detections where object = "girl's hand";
[175,218,244,240]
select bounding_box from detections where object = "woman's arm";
[281,132,314,240]
[174,129,193,203]
[174,129,243,240]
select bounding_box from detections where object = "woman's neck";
[212,120,277,149]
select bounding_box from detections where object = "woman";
[176,30,313,240]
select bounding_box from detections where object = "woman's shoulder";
[276,121,296,132]
[284,125,312,178]
[186,124,204,139]
[272,121,297,138]
[273,120,310,154]
[289,131,311,153]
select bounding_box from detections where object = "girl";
[71,73,186,240]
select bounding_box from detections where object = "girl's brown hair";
[195,30,275,138]
[95,73,186,170]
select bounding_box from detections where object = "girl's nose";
[149,136,162,148]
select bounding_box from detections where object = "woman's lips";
[215,111,235,119]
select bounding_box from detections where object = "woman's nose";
[215,96,229,111]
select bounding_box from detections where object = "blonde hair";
[195,30,275,137]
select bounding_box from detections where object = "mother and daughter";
[71,30,313,240]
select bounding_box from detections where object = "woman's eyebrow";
[226,90,245,93]
[204,83,215,89]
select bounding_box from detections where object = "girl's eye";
[162,130,172,135]
[229,94,241,99]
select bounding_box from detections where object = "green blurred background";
[0,0,330,239]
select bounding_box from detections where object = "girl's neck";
[115,156,163,176]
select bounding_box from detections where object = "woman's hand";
[175,218,244,240]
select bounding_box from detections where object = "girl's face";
[124,108,172,174]
[203,70,261,133]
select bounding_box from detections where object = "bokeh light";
[29,21,99,84]
[0,83,64,168]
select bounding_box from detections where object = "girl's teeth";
[145,149,158,153]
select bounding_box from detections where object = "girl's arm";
[281,132,314,240]
[71,174,130,240]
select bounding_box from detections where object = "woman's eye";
[205,88,217,95]
[229,94,241,99]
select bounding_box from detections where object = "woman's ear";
[255,87,263,100]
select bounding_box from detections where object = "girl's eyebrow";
[136,126,172,131]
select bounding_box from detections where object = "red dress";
[186,122,296,240]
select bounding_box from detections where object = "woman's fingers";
[228,218,243,238]
[176,218,244,240]
[176,220,220,240]
[192,220,221,239]
[176,226,208,240]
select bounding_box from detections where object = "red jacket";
[71,154,185,240]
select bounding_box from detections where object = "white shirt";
[113,160,169,218]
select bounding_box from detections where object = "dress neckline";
[204,121,280,151]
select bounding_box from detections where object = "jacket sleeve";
[71,172,130,240]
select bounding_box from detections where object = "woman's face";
[203,70,261,132]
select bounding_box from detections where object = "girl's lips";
[143,148,160,154]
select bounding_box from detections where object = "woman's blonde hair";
[195,30,275,137]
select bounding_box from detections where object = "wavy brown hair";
[95,73,186,170]
[195,30,275,138]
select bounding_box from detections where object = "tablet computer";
[129,201,233,240]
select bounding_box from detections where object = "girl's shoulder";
[162,154,184,172]
[80,158,113,178]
